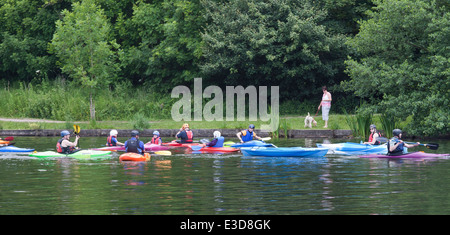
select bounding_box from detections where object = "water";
[0,136,449,215]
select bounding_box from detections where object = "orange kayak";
[119,152,151,161]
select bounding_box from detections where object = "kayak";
[197,147,240,153]
[0,140,10,145]
[317,142,388,155]
[0,146,35,153]
[29,150,112,159]
[231,140,273,148]
[163,142,202,148]
[240,147,328,157]
[92,143,169,152]
[359,151,449,159]
[119,152,151,161]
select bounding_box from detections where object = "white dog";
[304,112,317,128]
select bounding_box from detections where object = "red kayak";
[163,142,202,148]
[359,151,449,159]
[92,143,169,152]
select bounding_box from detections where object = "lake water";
[0,136,449,216]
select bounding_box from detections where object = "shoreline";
[0,129,354,139]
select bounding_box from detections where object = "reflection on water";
[0,137,449,215]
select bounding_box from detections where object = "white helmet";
[213,131,221,138]
[110,129,118,136]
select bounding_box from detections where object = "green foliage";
[201,0,349,101]
[342,0,449,136]
[131,113,150,131]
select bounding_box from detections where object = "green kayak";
[29,150,112,159]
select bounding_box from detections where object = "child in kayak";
[237,124,262,143]
[56,130,80,154]
[176,123,194,143]
[148,131,162,145]
[125,130,145,154]
[363,124,382,145]
[387,129,420,156]
[203,131,225,147]
[107,129,124,146]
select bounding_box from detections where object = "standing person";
[363,124,381,145]
[107,129,124,146]
[125,130,145,154]
[176,123,194,143]
[236,124,262,143]
[387,129,420,156]
[56,130,80,154]
[318,86,332,128]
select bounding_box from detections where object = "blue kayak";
[316,142,387,155]
[240,147,328,157]
[0,145,35,153]
[231,140,273,148]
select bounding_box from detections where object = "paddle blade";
[261,137,271,141]
[4,136,14,141]
[189,145,203,151]
[73,124,80,134]
[425,143,439,150]
[153,151,172,156]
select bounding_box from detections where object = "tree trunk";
[90,92,96,120]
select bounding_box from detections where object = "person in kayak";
[237,124,262,143]
[56,130,80,154]
[176,123,194,143]
[125,130,145,154]
[363,124,381,145]
[387,129,420,156]
[148,131,162,145]
[203,131,225,148]
[107,129,124,146]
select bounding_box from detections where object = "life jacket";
[56,138,74,154]
[387,137,404,156]
[241,129,255,142]
[185,130,193,143]
[368,132,381,145]
[107,136,117,146]
[212,136,225,147]
[151,137,162,145]
[126,138,142,153]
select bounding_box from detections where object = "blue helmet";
[61,130,70,137]
[153,131,160,136]
[131,130,139,137]
[249,124,255,129]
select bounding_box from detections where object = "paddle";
[73,124,81,148]
[405,142,439,150]
[189,145,204,151]
[153,150,172,155]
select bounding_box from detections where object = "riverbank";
[0,128,353,139]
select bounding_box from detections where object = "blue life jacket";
[241,129,254,142]
[212,136,225,147]
[387,137,404,156]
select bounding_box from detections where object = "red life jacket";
[151,137,162,145]
[107,136,116,146]
[368,132,381,145]
[185,130,193,143]
[56,138,75,153]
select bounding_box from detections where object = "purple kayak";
[92,143,169,152]
[360,151,449,159]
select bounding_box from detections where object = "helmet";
[61,130,70,137]
[369,124,376,129]
[249,124,255,129]
[153,131,160,136]
[393,129,402,137]
[110,129,118,136]
[213,131,221,138]
[131,130,140,137]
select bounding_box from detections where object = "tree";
[200,0,348,101]
[342,0,449,136]
[50,0,121,120]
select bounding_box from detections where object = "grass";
[0,114,392,131]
